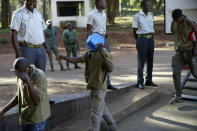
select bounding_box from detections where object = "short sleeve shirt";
[81,49,114,90]
[87,8,107,34]
[16,65,51,125]
[132,10,154,34]
[10,6,46,45]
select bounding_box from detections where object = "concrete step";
[52,87,158,131]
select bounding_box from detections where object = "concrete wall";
[165,0,197,34]
[0,85,131,131]
[51,0,89,28]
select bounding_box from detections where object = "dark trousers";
[171,51,196,96]
[104,38,111,86]
[20,45,46,72]
[136,37,154,84]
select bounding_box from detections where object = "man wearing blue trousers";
[132,0,157,89]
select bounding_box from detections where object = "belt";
[19,42,43,48]
[137,34,153,39]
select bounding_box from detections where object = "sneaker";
[107,85,118,90]
[74,66,82,69]
[170,95,182,104]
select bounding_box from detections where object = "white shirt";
[10,6,46,45]
[87,8,106,34]
[132,10,154,34]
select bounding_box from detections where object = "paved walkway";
[117,93,197,131]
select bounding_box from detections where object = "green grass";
[0,28,10,34]
[114,15,164,27]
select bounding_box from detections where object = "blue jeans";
[20,45,46,72]
[21,121,46,131]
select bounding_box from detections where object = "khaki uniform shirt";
[16,65,51,125]
[81,49,114,90]
[87,8,107,35]
[10,6,46,45]
[132,10,154,34]
[171,16,196,53]
[62,29,77,45]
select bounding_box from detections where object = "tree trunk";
[48,0,52,18]
[18,0,23,7]
[1,0,10,28]
[106,0,119,24]
[150,0,156,11]
[43,0,47,21]
[153,0,163,15]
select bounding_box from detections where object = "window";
[57,1,85,16]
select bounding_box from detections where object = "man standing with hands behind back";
[132,0,157,89]
[10,0,50,72]
[87,0,117,90]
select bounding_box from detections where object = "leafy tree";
[106,0,119,24]
[151,0,163,15]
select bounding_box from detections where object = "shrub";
[0,37,8,44]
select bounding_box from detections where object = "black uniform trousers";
[136,37,154,84]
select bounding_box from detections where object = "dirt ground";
[0,24,176,109]
[0,23,173,54]
[0,45,177,109]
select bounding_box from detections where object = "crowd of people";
[0,0,196,130]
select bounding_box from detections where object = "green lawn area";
[0,28,10,34]
[0,15,164,33]
[114,15,164,27]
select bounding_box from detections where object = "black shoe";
[49,100,55,104]
[74,66,81,69]
[107,85,118,90]
[50,68,54,72]
[145,81,158,86]
[66,63,70,70]
[60,68,67,71]
[138,83,144,89]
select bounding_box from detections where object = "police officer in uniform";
[171,9,197,101]
[10,0,50,72]
[132,0,157,89]
[44,20,66,72]
[62,23,81,70]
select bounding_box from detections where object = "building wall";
[165,0,197,34]
[51,0,89,28]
